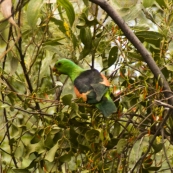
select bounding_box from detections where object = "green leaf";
[71,102,79,113]
[111,122,121,137]
[77,135,89,147]
[145,165,162,171]
[107,138,119,149]
[116,139,127,154]
[77,10,98,28]
[59,152,73,162]
[114,0,138,8]
[80,27,92,48]
[50,18,66,33]
[135,31,164,46]
[71,32,78,48]
[127,51,143,61]
[0,20,8,33]
[25,140,45,158]
[77,17,86,28]
[58,138,71,149]
[17,157,33,169]
[85,129,100,142]
[27,0,43,29]
[7,92,15,105]
[80,46,91,59]
[165,65,173,72]
[58,0,75,26]
[155,0,167,8]
[108,46,118,67]
[150,135,163,153]
[50,125,61,135]
[97,41,110,53]
[143,158,153,169]
[44,135,54,148]
[11,124,20,138]
[45,142,59,162]
[62,94,73,105]
[10,57,19,75]
[43,38,64,46]
[13,169,30,173]
[83,0,89,6]
[143,0,155,8]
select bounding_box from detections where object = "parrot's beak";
[52,67,60,76]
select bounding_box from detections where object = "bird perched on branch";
[53,59,117,117]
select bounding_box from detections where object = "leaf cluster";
[1,0,173,172]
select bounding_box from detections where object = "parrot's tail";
[96,92,117,117]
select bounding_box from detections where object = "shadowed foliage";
[1,0,173,172]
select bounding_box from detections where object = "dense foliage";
[1,0,173,172]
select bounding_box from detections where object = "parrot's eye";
[57,62,62,67]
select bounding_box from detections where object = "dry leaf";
[0,0,21,61]
[1,0,17,26]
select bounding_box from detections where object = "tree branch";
[89,0,173,171]
[89,0,173,104]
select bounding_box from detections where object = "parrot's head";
[53,58,77,75]
[53,58,85,81]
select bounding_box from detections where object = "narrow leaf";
[136,31,164,46]
[43,38,64,46]
[143,0,155,8]
[108,46,118,67]
[10,57,19,75]
[58,0,75,26]
[27,0,43,29]
[13,169,30,173]
[50,18,66,33]
[80,27,92,48]
[117,139,127,154]
[146,165,162,171]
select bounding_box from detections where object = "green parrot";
[54,59,117,117]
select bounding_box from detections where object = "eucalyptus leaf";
[59,152,73,162]
[10,124,20,138]
[62,94,73,105]
[25,140,45,158]
[27,0,43,29]
[85,129,100,142]
[155,0,166,8]
[10,57,18,75]
[108,46,118,67]
[43,38,64,46]
[165,65,173,72]
[50,18,66,33]
[145,165,162,171]
[116,139,127,154]
[58,0,75,26]
[80,27,92,48]
[45,142,59,162]
[13,169,30,173]
[143,0,155,8]
[136,31,164,47]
